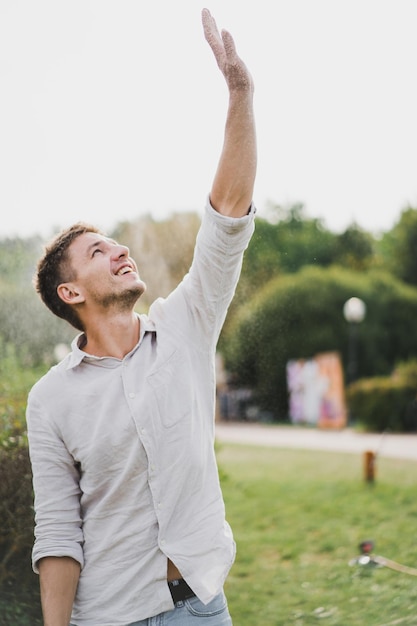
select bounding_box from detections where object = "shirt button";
[128,392,135,399]
[161,539,166,546]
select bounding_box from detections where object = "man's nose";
[112,244,130,259]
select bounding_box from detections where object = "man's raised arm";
[202,8,257,218]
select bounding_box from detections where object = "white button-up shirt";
[27,200,255,626]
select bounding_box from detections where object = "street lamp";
[343,297,366,384]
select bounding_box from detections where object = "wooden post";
[364,450,376,483]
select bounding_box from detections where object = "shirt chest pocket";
[147,349,193,428]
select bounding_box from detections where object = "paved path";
[215,422,417,461]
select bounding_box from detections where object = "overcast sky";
[1,0,416,239]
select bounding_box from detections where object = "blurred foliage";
[0,443,42,625]
[230,203,376,321]
[0,286,74,365]
[244,203,338,276]
[221,266,417,420]
[0,235,74,366]
[346,359,417,433]
[221,203,417,421]
[392,358,417,387]
[0,342,47,444]
[0,235,43,287]
[377,206,417,286]
[0,347,45,625]
[334,223,375,271]
[347,376,417,433]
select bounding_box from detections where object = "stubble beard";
[99,282,146,312]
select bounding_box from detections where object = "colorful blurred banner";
[286,352,347,429]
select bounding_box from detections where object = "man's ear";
[57,282,85,305]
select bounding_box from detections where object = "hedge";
[0,440,42,625]
[0,346,45,625]
[346,361,417,433]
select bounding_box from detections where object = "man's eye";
[92,249,102,257]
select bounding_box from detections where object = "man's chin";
[135,281,147,300]
[110,286,146,310]
[126,277,146,296]
[126,283,146,305]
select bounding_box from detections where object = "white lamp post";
[343,297,366,384]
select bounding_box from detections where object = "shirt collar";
[66,314,156,370]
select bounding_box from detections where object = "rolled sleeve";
[190,196,255,340]
[150,196,255,349]
[205,195,256,230]
[27,393,84,574]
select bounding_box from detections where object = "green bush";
[346,359,417,433]
[346,376,417,432]
[0,347,45,624]
[0,343,47,442]
[0,441,42,625]
[221,266,417,420]
[392,358,417,387]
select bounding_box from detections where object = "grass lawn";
[218,443,417,626]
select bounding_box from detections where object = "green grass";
[218,444,417,626]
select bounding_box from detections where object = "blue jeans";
[128,591,233,625]
[70,591,232,626]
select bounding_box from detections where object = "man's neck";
[81,311,140,359]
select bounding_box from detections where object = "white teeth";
[117,266,133,276]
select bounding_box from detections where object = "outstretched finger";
[202,8,225,62]
[221,29,238,62]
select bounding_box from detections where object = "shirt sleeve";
[149,196,256,349]
[26,390,84,573]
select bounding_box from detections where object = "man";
[27,8,256,626]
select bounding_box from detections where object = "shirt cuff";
[32,544,84,574]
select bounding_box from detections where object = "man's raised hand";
[202,8,254,95]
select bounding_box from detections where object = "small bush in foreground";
[0,441,42,625]
[347,360,417,432]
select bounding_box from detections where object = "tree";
[242,202,338,278]
[0,235,43,287]
[334,224,375,271]
[377,207,417,286]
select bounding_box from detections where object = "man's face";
[65,232,146,310]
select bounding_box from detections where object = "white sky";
[1,0,416,238]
